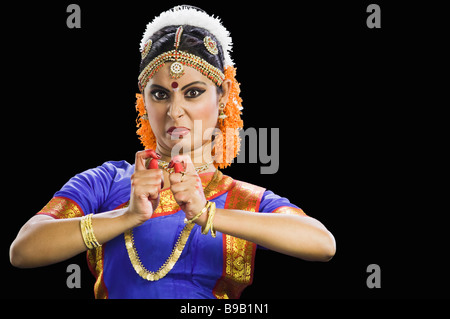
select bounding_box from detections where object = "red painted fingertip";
[149,158,159,169]
[174,162,184,173]
[145,149,161,159]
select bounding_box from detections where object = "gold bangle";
[201,201,216,238]
[80,214,101,249]
[209,201,216,238]
[80,215,91,249]
[184,201,211,225]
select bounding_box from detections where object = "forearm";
[10,208,137,268]
[211,209,336,261]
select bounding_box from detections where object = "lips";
[167,126,190,137]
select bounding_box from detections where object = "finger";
[134,173,163,198]
[145,149,160,159]
[135,150,160,171]
[173,162,184,173]
[131,170,163,187]
[173,191,191,206]
[169,171,183,185]
[148,158,159,169]
[169,178,189,192]
[169,171,193,185]
[168,159,184,173]
[171,155,196,174]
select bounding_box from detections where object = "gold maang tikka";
[169,26,185,79]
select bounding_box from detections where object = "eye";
[185,88,206,98]
[151,90,169,100]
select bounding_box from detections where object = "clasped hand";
[127,149,208,226]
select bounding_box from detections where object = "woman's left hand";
[169,155,208,226]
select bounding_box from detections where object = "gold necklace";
[124,170,221,281]
[145,158,214,174]
[159,159,213,174]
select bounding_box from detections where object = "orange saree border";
[36,196,84,219]
[150,171,234,217]
[213,180,265,299]
[87,245,108,299]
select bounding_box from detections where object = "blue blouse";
[38,160,306,299]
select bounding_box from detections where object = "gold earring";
[218,103,227,120]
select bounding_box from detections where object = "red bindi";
[171,82,179,89]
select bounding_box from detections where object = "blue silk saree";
[37,160,305,299]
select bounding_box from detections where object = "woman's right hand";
[127,150,163,226]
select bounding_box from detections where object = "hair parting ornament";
[135,6,244,169]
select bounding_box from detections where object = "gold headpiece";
[141,39,152,60]
[203,36,218,55]
[138,26,225,91]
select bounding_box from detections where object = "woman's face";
[143,63,229,160]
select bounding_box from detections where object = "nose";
[167,98,184,119]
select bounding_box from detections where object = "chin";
[165,136,195,154]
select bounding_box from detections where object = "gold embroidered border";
[204,171,234,200]
[152,171,234,217]
[223,181,265,213]
[213,180,265,299]
[36,197,84,219]
[87,246,107,299]
[213,235,256,299]
[153,188,179,216]
[272,206,306,216]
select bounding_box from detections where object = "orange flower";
[135,93,157,151]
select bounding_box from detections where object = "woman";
[10,6,335,299]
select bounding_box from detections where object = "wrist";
[194,212,208,228]
[185,201,209,227]
[200,201,217,238]
[122,207,145,229]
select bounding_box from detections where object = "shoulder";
[99,160,134,181]
[72,160,134,184]
[224,174,305,215]
[227,177,266,198]
[260,190,306,216]
[53,160,134,214]
[92,160,134,177]
[223,175,266,211]
[56,160,133,193]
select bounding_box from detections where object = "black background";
[2,0,447,304]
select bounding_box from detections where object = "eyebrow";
[181,81,207,91]
[149,84,170,91]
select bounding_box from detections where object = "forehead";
[146,62,215,89]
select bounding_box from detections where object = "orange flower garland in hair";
[135,93,157,151]
[213,66,243,169]
[135,65,243,169]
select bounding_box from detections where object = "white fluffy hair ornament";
[139,5,234,67]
